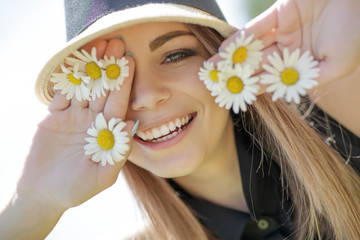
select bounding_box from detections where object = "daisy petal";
[261,48,320,103]
[84,114,130,166]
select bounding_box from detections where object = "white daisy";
[215,64,260,113]
[66,47,108,100]
[84,113,129,166]
[260,48,320,104]
[101,55,129,91]
[50,63,90,101]
[198,61,225,96]
[218,31,264,70]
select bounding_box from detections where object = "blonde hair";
[122,24,360,239]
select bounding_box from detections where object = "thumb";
[220,2,278,51]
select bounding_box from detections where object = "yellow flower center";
[209,70,219,82]
[232,47,248,63]
[281,68,299,85]
[106,64,121,80]
[97,129,115,150]
[227,76,244,93]
[67,73,81,85]
[86,62,102,80]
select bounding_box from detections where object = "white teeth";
[175,118,181,128]
[160,125,170,135]
[181,116,188,125]
[137,132,147,141]
[152,128,162,139]
[137,115,192,142]
[146,131,153,140]
[150,128,183,143]
[169,121,176,131]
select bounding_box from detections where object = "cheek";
[183,70,218,108]
[169,63,228,130]
[167,60,213,99]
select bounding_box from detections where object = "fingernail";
[131,120,140,137]
[218,46,222,52]
[125,51,133,57]
[115,35,123,41]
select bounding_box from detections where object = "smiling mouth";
[136,113,195,143]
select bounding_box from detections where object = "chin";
[128,152,204,179]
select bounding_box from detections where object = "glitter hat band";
[35,0,237,105]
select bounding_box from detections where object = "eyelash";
[162,49,197,64]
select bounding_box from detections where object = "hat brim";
[35,3,237,105]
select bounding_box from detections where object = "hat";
[35,0,237,105]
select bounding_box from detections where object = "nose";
[130,71,171,111]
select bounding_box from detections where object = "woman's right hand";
[17,38,136,210]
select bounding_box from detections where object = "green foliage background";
[247,0,276,19]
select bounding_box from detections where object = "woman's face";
[101,22,233,178]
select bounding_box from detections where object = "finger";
[71,96,89,109]
[243,2,278,40]
[220,3,278,50]
[89,39,126,113]
[211,4,278,68]
[104,55,135,120]
[82,40,110,112]
[97,119,135,183]
[207,53,222,66]
[208,41,281,74]
[255,44,282,95]
[89,91,109,113]
[260,30,276,49]
[81,39,108,59]
[256,71,278,96]
[257,43,282,73]
[48,91,70,112]
[104,38,125,59]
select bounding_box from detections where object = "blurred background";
[0,0,275,239]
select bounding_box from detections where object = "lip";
[134,112,197,151]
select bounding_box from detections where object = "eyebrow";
[149,31,194,51]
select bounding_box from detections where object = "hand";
[212,0,360,136]
[17,38,136,210]
[220,0,360,86]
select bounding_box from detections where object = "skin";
[52,22,245,208]
[214,0,360,136]
[101,23,246,210]
[0,0,359,239]
[0,22,247,240]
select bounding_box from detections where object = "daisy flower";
[261,48,320,104]
[66,47,108,100]
[198,61,225,96]
[215,64,260,113]
[101,55,129,91]
[84,113,129,166]
[218,31,264,70]
[50,63,90,101]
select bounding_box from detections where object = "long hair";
[122,24,360,239]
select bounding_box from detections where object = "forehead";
[101,22,189,41]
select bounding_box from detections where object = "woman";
[0,0,359,239]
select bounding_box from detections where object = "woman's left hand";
[213,0,360,136]
[221,0,360,86]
